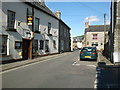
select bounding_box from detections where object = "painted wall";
[1,1,59,61]
[85,31,108,50]
[2,2,32,60]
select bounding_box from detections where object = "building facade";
[73,35,84,50]
[105,0,120,64]
[84,25,110,51]
[59,20,71,53]
[1,1,70,62]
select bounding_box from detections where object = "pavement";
[95,52,120,88]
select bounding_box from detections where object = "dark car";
[79,47,98,61]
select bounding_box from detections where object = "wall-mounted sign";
[27,16,33,25]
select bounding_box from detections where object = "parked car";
[79,47,98,61]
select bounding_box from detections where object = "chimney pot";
[55,10,61,19]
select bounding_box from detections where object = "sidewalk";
[98,52,113,65]
[1,52,70,72]
[96,52,120,88]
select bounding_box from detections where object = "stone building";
[105,0,120,64]
[84,25,110,51]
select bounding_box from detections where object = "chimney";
[39,0,45,6]
[55,10,61,19]
[85,22,89,28]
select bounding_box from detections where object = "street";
[2,50,97,88]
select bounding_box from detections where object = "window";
[92,42,98,46]
[35,17,40,32]
[7,10,15,30]
[15,41,22,49]
[45,40,49,52]
[0,35,7,55]
[40,40,44,50]
[33,40,38,54]
[53,40,56,49]
[64,29,66,37]
[93,34,98,40]
[48,22,51,34]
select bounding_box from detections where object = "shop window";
[40,40,44,50]
[0,35,7,55]
[33,40,38,54]
[45,40,49,52]
[53,40,56,49]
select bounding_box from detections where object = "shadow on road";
[80,59,97,62]
[96,62,120,88]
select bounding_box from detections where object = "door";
[22,39,30,60]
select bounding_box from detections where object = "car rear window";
[81,47,96,52]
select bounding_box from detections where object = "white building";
[1,1,59,61]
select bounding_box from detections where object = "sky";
[45,1,111,37]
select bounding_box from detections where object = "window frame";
[35,17,40,33]
[0,35,8,55]
[92,34,98,40]
[15,41,22,49]
[48,22,51,34]
[53,40,56,49]
[39,40,44,50]
[7,10,16,31]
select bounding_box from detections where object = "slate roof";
[25,2,70,29]
[85,25,110,33]
[25,2,58,20]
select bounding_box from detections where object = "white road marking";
[87,65,96,68]
[72,59,80,66]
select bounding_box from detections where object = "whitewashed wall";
[1,1,59,61]
[34,6,59,55]
[2,2,32,60]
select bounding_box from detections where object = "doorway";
[22,39,31,60]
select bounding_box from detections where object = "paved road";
[2,50,97,88]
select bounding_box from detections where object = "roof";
[85,25,110,33]
[25,2,70,30]
[25,2,59,20]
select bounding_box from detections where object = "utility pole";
[104,13,106,44]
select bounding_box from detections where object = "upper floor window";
[7,10,15,30]
[64,29,66,37]
[48,22,51,34]
[93,34,98,40]
[35,17,40,32]
[0,35,7,55]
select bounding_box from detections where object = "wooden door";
[22,39,30,60]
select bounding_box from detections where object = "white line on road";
[87,65,96,68]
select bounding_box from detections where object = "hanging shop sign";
[27,16,33,25]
